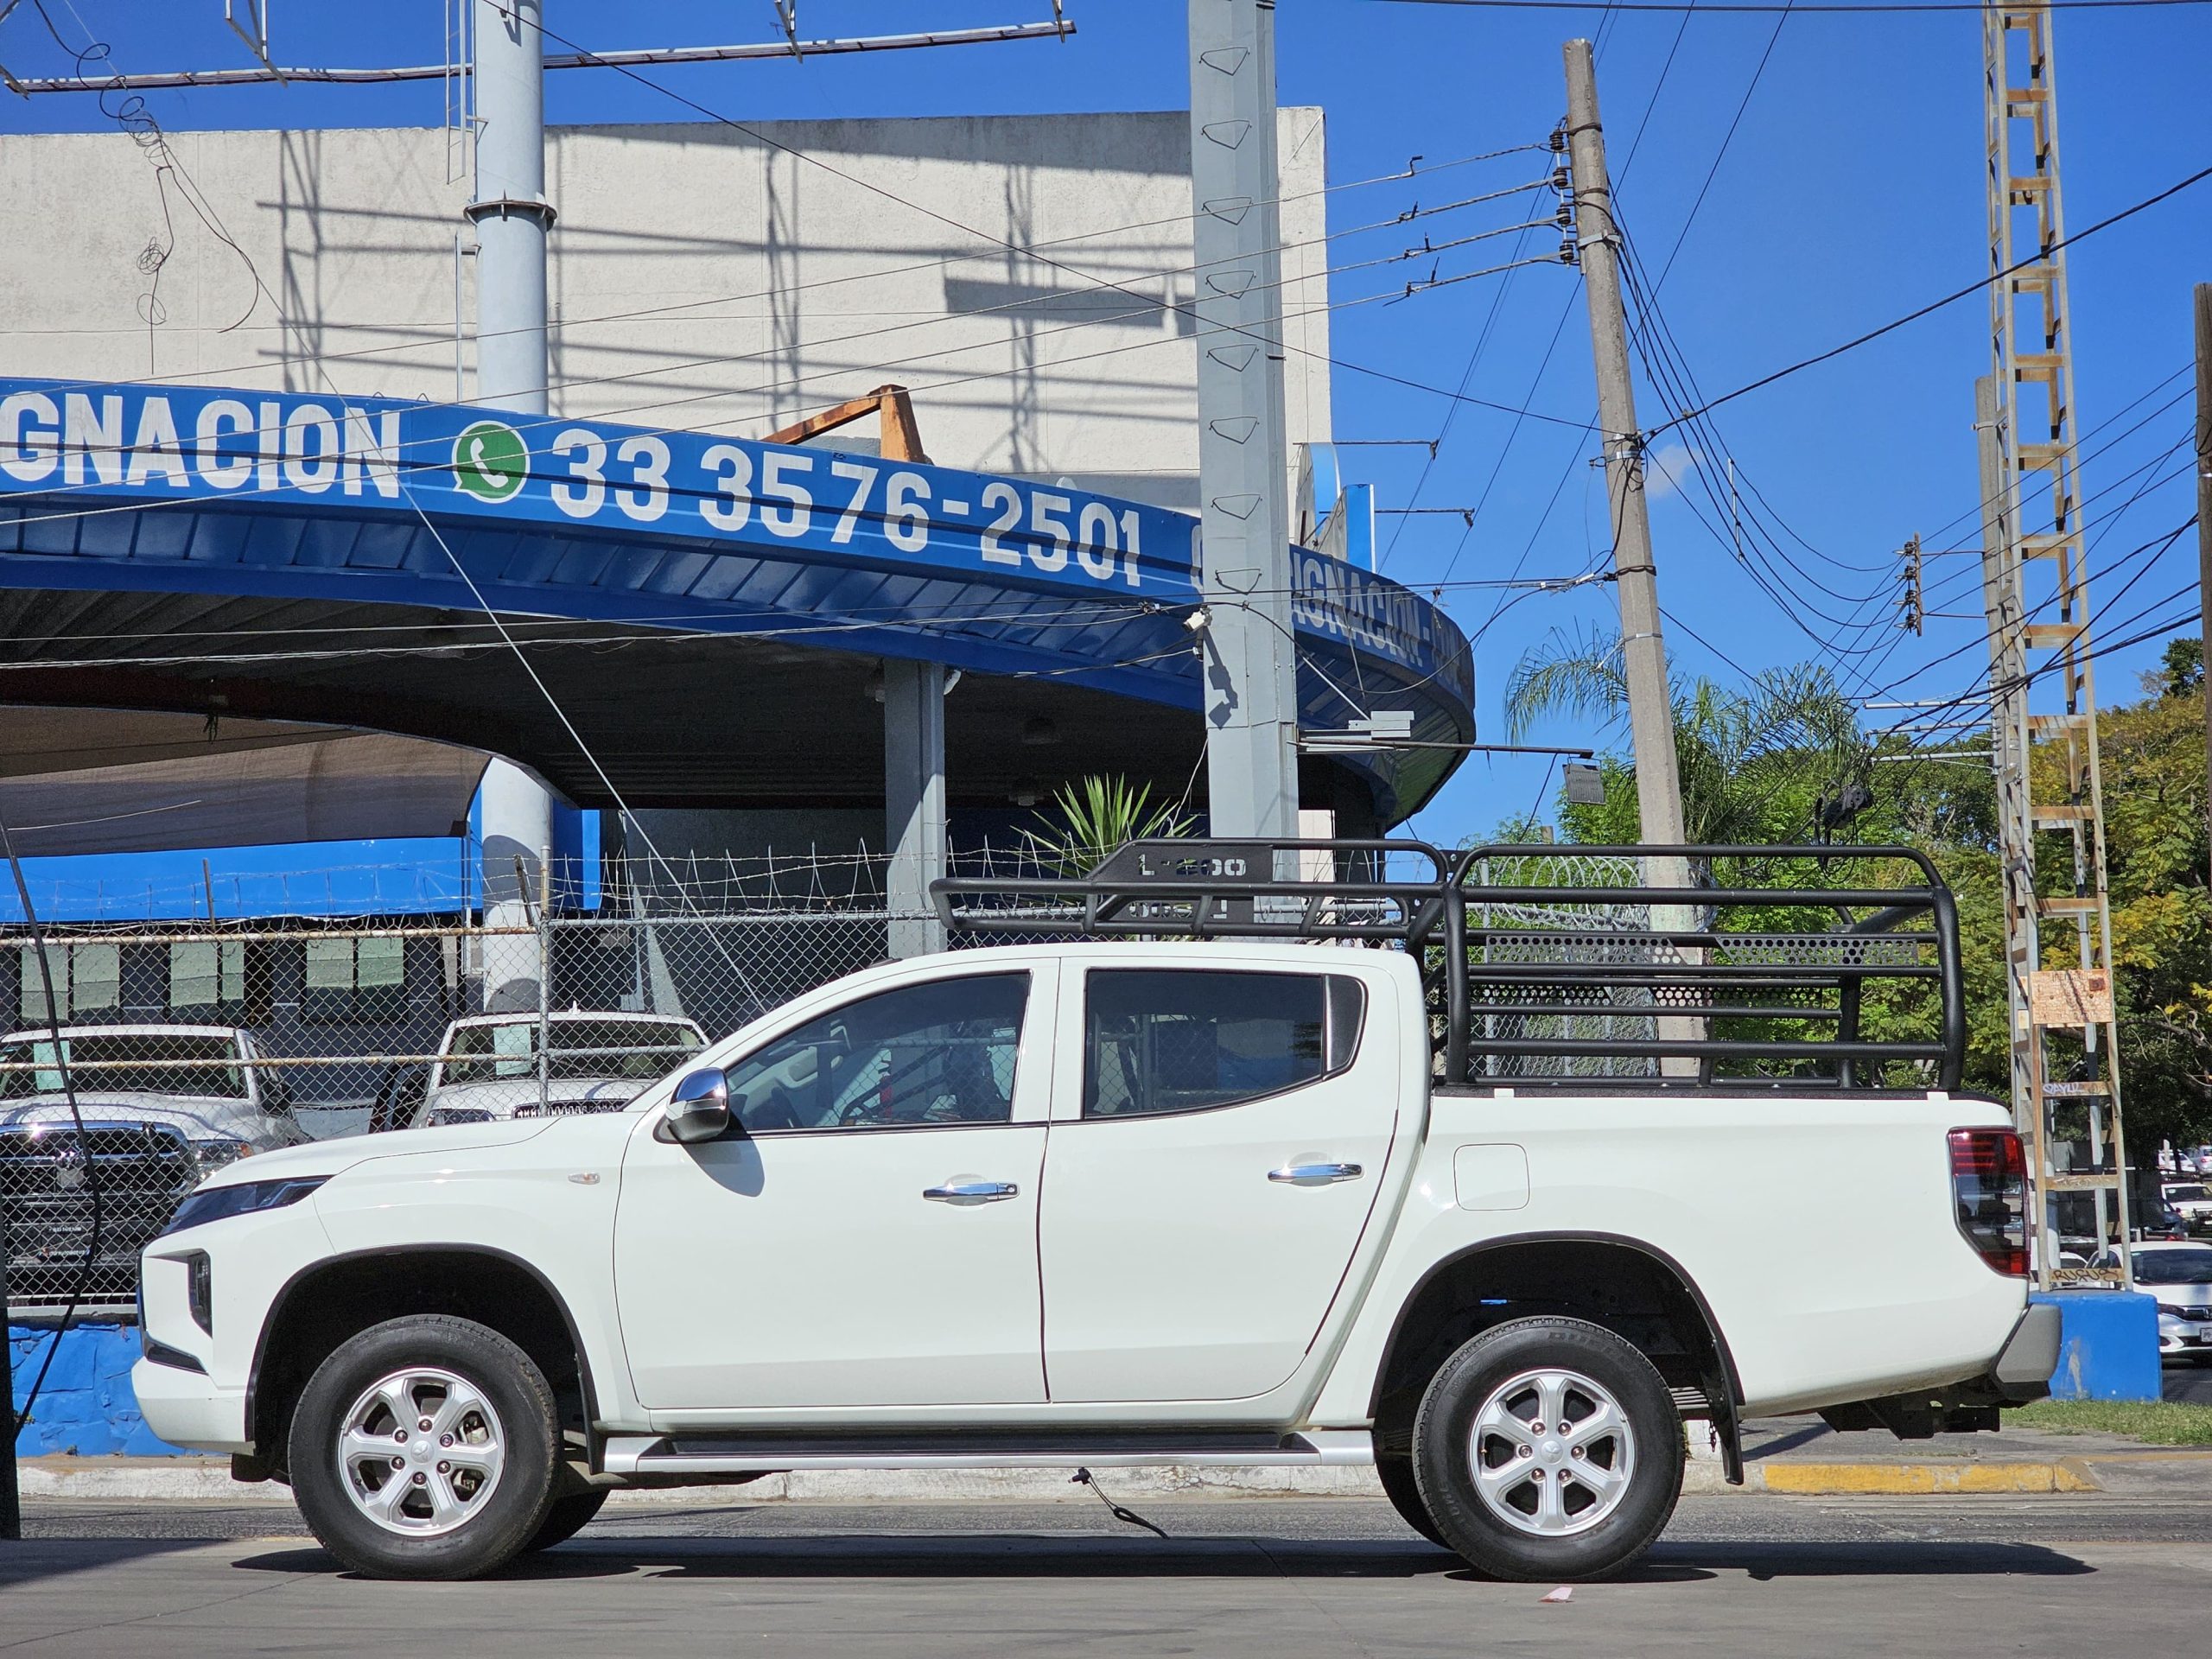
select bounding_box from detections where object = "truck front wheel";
[288,1314,561,1580]
[1412,1317,1682,1580]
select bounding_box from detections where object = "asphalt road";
[9,1490,2212,1656]
[2164,1361,2212,1403]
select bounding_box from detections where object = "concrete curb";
[1747,1459,2101,1495]
[19,1455,2120,1504]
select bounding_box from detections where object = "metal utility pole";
[1562,40,1687,857]
[470,0,556,1011]
[2,1245,17,1541]
[1980,0,2130,1286]
[1189,0,1300,840]
[2196,284,2212,889]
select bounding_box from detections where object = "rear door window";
[1083,969,1363,1118]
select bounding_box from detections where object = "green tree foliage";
[1504,626,1869,845]
[1022,775,1193,877]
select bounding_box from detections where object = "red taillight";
[1949,1127,2030,1277]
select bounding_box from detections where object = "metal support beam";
[884,659,948,957]
[0,21,1080,93]
[1190,0,1300,841]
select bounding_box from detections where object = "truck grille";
[1,1122,198,1312]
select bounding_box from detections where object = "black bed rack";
[931,838,1964,1092]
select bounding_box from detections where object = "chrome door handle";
[1268,1162,1363,1186]
[922,1179,1020,1204]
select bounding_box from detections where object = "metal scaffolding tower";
[1979,1,2132,1288]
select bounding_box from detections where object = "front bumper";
[130,1356,250,1454]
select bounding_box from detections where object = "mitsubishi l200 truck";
[131,842,2056,1581]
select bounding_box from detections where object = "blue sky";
[0,0,2205,848]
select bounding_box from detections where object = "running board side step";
[601,1429,1376,1479]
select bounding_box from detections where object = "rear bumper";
[1817,1299,2056,1439]
[130,1356,251,1455]
[1987,1300,2061,1402]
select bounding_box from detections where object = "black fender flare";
[1366,1229,1746,1482]
[244,1243,604,1470]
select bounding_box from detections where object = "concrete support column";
[467,0,550,413]
[479,758,550,1012]
[467,0,559,1007]
[1190,0,1300,840]
[884,659,948,957]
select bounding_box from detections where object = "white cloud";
[1643,440,1700,501]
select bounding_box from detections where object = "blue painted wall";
[2036,1289,2162,1402]
[10,1324,187,1457]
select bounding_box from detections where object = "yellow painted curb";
[1757,1461,2099,1495]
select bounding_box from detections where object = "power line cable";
[1649,161,2212,435]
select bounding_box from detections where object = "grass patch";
[2005,1399,2212,1445]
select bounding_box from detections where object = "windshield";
[2133,1249,2212,1286]
[440,1019,702,1085]
[0,1033,248,1100]
[2168,1185,2209,1203]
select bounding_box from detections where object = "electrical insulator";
[1554,203,1573,228]
[1551,166,1572,191]
[1548,127,1568,153]
[1559,237,1579,265]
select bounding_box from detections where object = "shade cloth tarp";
[0,708,489,855]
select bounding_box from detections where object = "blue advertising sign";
[0,376,1471,702]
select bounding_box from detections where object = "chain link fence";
[0,847,980,1318]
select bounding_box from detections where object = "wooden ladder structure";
[1979,2,2132,1290]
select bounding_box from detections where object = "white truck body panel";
[134,941,2031,1461]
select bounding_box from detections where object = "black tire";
[1375,1453,1448,1548]
[289,1314,561,1580]
[1413,1317,1682,1582]
[524,1488,609,1552]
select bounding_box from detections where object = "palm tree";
[1022,775,1194,876]
[1503,625,1870,844]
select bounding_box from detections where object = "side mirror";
[664,1067,732,1143]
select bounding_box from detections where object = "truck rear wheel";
[288,1314,560,1580]
[1412,1316,1681,1581]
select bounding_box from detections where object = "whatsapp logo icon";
[451,419,530,504]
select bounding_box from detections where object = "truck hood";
[0,1095,270,1145]
[193,1116,559,1191]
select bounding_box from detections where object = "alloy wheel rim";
[337,1366,506,1538]
[1466,1366,1637,1538]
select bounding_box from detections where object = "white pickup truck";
[132,842,2057,1582]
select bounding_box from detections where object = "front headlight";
[158,1176,327,1239]
[2159,1303,2193,1319]
[193,1138,254,1175]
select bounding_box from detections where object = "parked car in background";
[1,1024,304,1310]
[2163,1181,2212,1235]
[2133,1191,2190,1242]
[2097,1242,2212,1363]
[410,1011,706,1128]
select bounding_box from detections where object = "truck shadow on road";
[226,1535,2095,1585]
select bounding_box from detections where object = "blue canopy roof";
[0,377,1474,822]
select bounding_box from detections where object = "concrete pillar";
[468,0,550,414]
[467,0,559,1006]
[1190,0,1301,839]
[884,660,947,957]
[478,759,549,1011]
